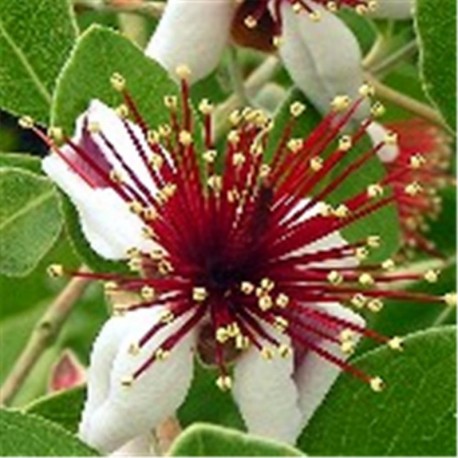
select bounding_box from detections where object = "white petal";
[278,2,369,118]
[366,121,400,163]
[369,0,414,19]
[233,328,302,444]
[294,303,365,429]
[81,307,196,454]
[146,0,235,83]
[43,154,158,259]
[111,433,154,456]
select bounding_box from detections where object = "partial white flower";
[37,83,437,453]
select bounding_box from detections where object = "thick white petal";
[146,0,235,83]
[233,328,302,444]
[294,303,365,428]
[111,433,154,456]
[81,308,196,454]
[366,121,400,163]
[278,2,369,118]
[79,312,143,439]
[369,0,414,19]
[43,154,157,259]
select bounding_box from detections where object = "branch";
[0,266,92,405]
[365,73,448,130]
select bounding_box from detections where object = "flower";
[28,71,452,453]
[371,118,453,257]
[147,0,414,117]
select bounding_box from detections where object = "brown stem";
[0,266,91,405]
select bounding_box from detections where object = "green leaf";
[51,25,177,271]
[299,326,456,456]
[0,168,62,276]
[51,24,176,134]
[26,386,86,434]
[267,89,400,262]
[169,423,303,457]
[0,152,42,174]
[0,409,98,456]
[415,0,456,130]
[0,0,78,123]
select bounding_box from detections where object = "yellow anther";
[333,204,350,218]
[235,334,250,350]
[110,72,125,91]
[158,259,174,275]
[128,258,142,272]
[143,207,158,221]
[310,156,323,171]
[260,277,275,292]
[367,298,384,312]
[244,15,257,28]
[163,95,178,109]
[276,293,290,308]
[175,64,191,80]
[216,327,229,343]
[104,281,118,293]
[192,287,208,302]
[274,316,288,332]
[368,0,378,11]
[309,10,322,21]
[140,285,156,301]
[241,281,255,294]
[278,343,292,358]
[359,83,375,97]
[179,130,193,146]
[339,328,355,342]
[382,259,395,271]
[292,1,303,13]
[159,124,172,137]
[290,101,306,117]
[129,200,143,215]
[259,164,271,179]
[47,126,64,144]
[128,343,140,356]
[388,336,404,351]
[371,102,386,117]
[227,322,240,338]
[356,4,369,14]
[121,375,134,387]
[355,247,369,260]
[405,181,422,196]
[199,98,213,115]
[160,310,175,323]
[229,110,242,126]
[328,270,344,285]
[367,183,384,198]
[341,340,355,355]
[261,347,274,360]
[259,295,273,311]
[326,1,338,12]
[147,130,160,144]
[370,377,385,392]
[424,270,439,283]
[319,203,333,217]
[18,115,34,129]
[384,131,398,146]
[443,293,456,307]
[216,375,232,391]
[351,293,367,309]
[207,175,222,192]
[287,138,303,153]
[109,169,123,183]
[272,35,282,47]
[410,154,425,169]
[331,95,351,112]
[155,348,170,361]
[359,273,375,286]
[141,225,155,239]
[367,235,381,248]
[232,152,245,167]
[227,130,240,145]
[203,150,217,164]
[116,104,129,118]
[47,264,64,277]
[338,135,353,151]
